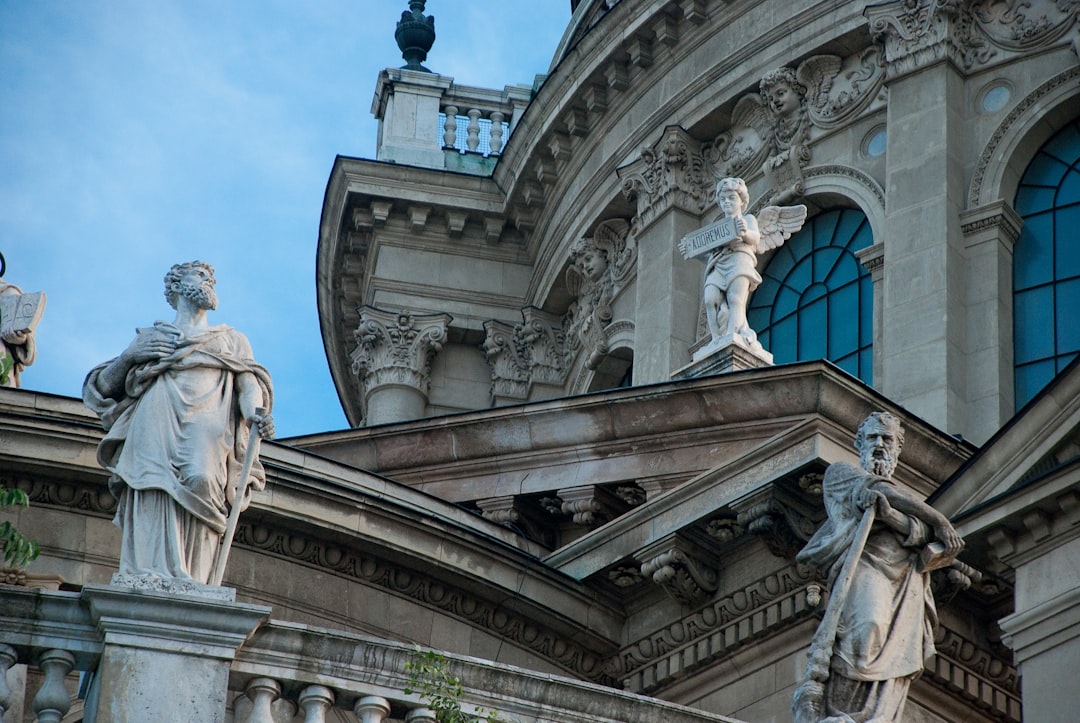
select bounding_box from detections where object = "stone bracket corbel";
[734,485,820,560]
[636,531,720,606]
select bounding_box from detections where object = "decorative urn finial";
[395,0,436,72]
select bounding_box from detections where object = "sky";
[0,1,571,438]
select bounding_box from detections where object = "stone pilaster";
[855,242,885,387]
[617,126,710,382]
[636,531,719,606]
[961,200,1022,443]
[81,584,269,723]
[351,307,452,426]
[871,25,969,434]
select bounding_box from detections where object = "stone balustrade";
[438,83,530,158]
[0,584,743,723]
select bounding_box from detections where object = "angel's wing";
[796,55,842,115]
[756,204,808,252]
[565,263,586,298]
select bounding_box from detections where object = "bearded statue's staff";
[84,261,274,585]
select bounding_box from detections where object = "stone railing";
[438,83,531,157]
[0,584,744,723]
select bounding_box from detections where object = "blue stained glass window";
[748,208,874,383]
[1013,117,1080,410]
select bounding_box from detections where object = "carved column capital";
[617,126,711,233]
[855,242,885,282]
[864,0,984,80]
[350,306,451,402]
[636,531,719,606]
[960,199,1023,249]
[521,307,569,387]
[482,319,530,403]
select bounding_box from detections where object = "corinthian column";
[350,306,452,425]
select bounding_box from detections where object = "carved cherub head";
[855,412,905,479]
[759,67,807,122]
[571,239,610,283]
[164,260,217,311]
[715,177,750,218]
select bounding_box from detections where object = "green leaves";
[404,648,500,723]
[0,486,40,568]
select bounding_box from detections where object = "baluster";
[297,684,335,723]
[466,109,481,152]
[442,106,458,148]
[488,111,505,155]
[405,707,437,723]
[0,644,16,717]
[242,677,280,723]
[354,694,391,723]
[31,649,74,723]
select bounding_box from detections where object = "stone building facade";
[3,1,1080,721]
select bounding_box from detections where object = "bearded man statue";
[794,412,963,722]
[84,261,274,584]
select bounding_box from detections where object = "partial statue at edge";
[793,412,964,723]
[83,261,274,586]
[678,177,806,360]
[0,253,46,388]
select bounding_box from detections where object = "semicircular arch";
[969,66,1080,209]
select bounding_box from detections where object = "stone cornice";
[960,199,1023,248]
[293,363,974,510]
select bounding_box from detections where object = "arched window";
[1012,118,1080,410]
[748,208,874,383]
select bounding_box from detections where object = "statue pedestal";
[81,580,270,723]
[673,335,773,379]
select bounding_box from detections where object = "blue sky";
[0,1,570,437]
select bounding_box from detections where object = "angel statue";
[677,177,806,358]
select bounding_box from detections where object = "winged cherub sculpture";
[678,177,807,357]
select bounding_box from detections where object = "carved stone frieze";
[618,127,712,232]
[925,624,1022,722]
[232,521,614,684]
[636,532,720,606]
[734,485,821,560]
[350,307,451,400]
[865,0,1080,80]
[608,563,818,692]
[703,52,886,203]
[563,218,636,370]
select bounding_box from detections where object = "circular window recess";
[862,126,887,158]
[979,82,1012,113]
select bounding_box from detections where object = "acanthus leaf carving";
[734,485,821,560]
[350,307,451,417]
[617,127,712,233]
[481,319,530,402]
[636,532,720,606]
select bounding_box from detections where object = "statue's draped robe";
[797,462,936,723]
[84,322,272,583]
